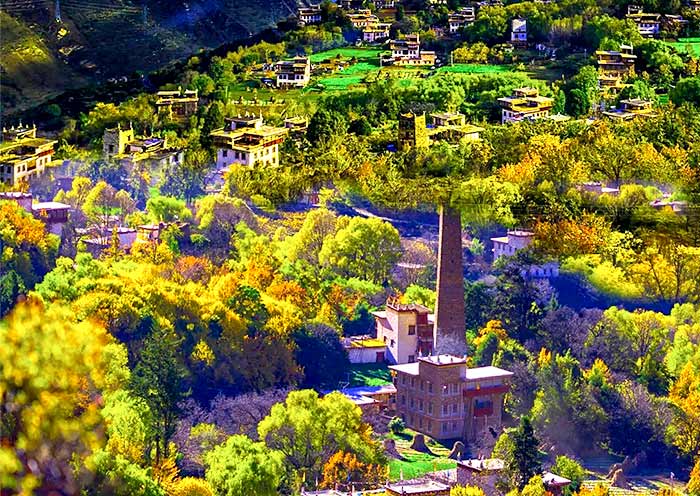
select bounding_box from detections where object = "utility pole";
[55,0,62,23]
[142,1,148,26]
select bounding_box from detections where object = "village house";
[577,182,621,196]
[297,5,322,24]
[373,297,435,364]
[510,17,527,47]
[102,124,183,184]
[399,112,484,150]
[363,22,392,43]
[497,87,554,123]
[596,45,636,93]
[155,87,198,121]
[390,355,513,442]
[344,335,388,363]
[398,112,431,151]
[0,191,70,237]
[490,229,559,278]
[210,114,289,169]
[385,480,451,496]
[602,98,657,121]
[384,34,437,66]
[347,9,380,28]
[457,459,571,496]
[373,0,396,8]
[428,112,484,142]
[283,116,309,136]
[627,9,661,37]
[82,226,139,258]
[275,56,311,88]
[0,124,57,187]
[448,6,476,33]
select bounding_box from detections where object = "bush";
[389,417,406,434]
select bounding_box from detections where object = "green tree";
[510,417,542,489]
[551,456,585,496]
[129,330,190,464]
[307,108,348,144]
[205,435,284,496]
[257,390,383,481]
[146,196,192,223]
[319,217,402,284]
[671,77,700,106]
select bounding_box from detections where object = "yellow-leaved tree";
[0,301,128,495]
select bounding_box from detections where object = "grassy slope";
[0,12,85,113]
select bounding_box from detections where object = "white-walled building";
[372,297,435,365]
[210,115,288,169]
[275,57,311,88]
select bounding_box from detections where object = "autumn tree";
[0,301,127,494]
[321,451,385,490]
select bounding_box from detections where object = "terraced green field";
[666,37,700,56]
[437,63,511,74]
[309,47,383,62]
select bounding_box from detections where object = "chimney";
[433,206,467,356]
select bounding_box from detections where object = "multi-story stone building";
[385,34,436,66]
[596,45,636,93]
[449,6,476,33]
[497,87,554,123]
[363,22,392,43]
[210,115,289,169]
[297,5,322,24]
[398,112,430,151]
[155,87,198,121]
[102,124,183,184]
[390,355,513,441]
[602,98,657,121]
[490,229,559,278]
[510,17,527,47]
[275,57,311,88]
[372,297,435,364]
[0,124,57,187]
[348,9,379,28]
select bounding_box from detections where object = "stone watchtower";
[433,206,467,356]
[398,112,429,151]
[102,123,134,159]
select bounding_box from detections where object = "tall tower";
[397,112,429,151]
[433,206,467,356]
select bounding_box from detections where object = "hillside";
[0,0,295,115]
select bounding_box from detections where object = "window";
[408,355,415,363]
[222,150,228,157]
[442,404,448,415]
[401,395,406,405]
[452,422,458,432]
[419,399,423,411]
[411,377,415,387]
[442,423,448,433]
[401,375,406,385]
[391,339,395,347]
[410,398,414,409]
[427,420,432,431]
[442,384,448,396]
[452,404,458,414]
[428,383,433,394]
[408,325,416,335]
[419,418,423,428]
[420,380,424,391]
[428,403,433,414]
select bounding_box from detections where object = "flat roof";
[464,365,514,380]
[419,354,466,366]
[389,362,420,376]
[386,480,450,494]
[348,338,385,348]
[33,202,71,210]
[457,458,505,471]
[543,472,572,486]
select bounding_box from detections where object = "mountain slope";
[1,0,294,114]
